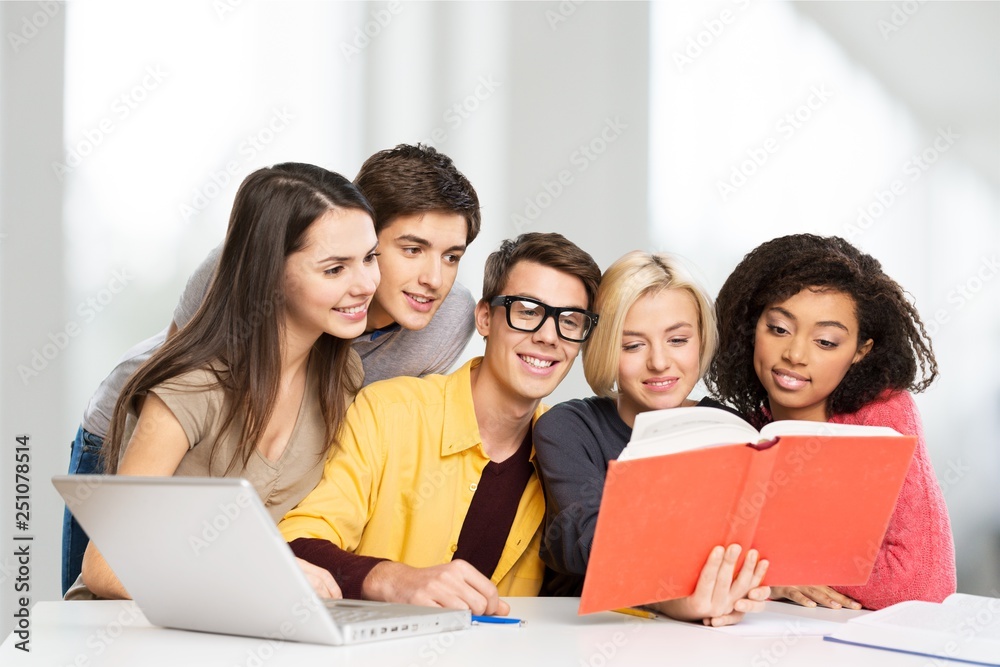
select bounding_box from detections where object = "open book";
[826,593,1000,665]
[579,407,916,615]
[619,406,900,461]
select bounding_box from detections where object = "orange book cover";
[578,433,917,615]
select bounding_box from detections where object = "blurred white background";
[1,0,996,638]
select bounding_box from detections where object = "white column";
[0,0,68,640]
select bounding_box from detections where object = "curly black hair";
[705,234,938,427]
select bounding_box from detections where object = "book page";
[827,598,1000,665]
[851,598,1000,639]
[620,407,758,461]
[620,407,902,462]
[758,420,900,441]
[630,406,755,441]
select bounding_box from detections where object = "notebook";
[53,475,471,645]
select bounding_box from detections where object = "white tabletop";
[1,597,935,666]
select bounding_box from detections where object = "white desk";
[0,598,935,666]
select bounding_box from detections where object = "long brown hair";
[102,163,374,473]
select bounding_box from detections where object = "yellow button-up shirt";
[279,358,546,596]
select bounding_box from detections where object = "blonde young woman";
[533,251,769,627]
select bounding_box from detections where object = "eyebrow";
[511,294,587,310]
[395,234,467,253]
[767,307,849,332]
[767,307,796,321]
[316,242,379,265]
[622,322,693,337]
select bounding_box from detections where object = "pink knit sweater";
[828,390,957,609]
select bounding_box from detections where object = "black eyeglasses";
[489,296,598,343]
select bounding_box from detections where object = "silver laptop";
[53,475,470,645]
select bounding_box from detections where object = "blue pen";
[471,615,524,625]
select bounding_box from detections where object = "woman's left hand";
[770,585,861,610]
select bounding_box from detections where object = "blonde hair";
[583,251,717,399]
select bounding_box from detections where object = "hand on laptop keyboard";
[361,560,510,616]
[297,557,343,599]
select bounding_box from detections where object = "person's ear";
[475,299,492,339]
[853,338,874,364]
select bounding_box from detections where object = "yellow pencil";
[612,607,657,620]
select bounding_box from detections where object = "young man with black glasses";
[279,232,601,615]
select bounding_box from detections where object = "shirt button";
[450,544,458,553]
[469,482,478,492]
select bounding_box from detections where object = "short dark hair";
[706,234,938,426]
[354,143,481,245]
[481,232,601,310]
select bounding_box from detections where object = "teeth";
[336,306,366,315]
[520,355,553,369]
[408,294,431,304]
[774,370,808,388]
[647,380,674,387]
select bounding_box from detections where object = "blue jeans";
[62,426,104,594]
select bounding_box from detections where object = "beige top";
[65,348,362,600]
[137,349,362,520]
[154,363,326,523]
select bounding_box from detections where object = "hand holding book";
[650,544,770,627]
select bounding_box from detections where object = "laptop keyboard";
[322,600,383,624]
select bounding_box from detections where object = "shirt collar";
[368,323,402,341]
[440,357,547,460]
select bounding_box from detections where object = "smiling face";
[364,211,468,331]
[753,287,873,422]
[615,289,702,428]
[282,207,380,345]
[474,260,589,407]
